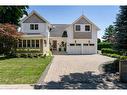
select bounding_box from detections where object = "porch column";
[40,39,43,53]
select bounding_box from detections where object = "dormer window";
[85,25,90,31]
[75,25,80,31]
[30,24,38,30]
[62,31,68,37]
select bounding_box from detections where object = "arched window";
[62,31,68,37]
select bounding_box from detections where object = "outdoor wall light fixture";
[88,40,90,44]
[75,40,77,43]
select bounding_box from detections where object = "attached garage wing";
[67,43,96,55]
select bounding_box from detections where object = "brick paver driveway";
[44,54,114,82]
[38,54,115,89]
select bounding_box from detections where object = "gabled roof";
[50,24,70,37]
[20,10,50,24]
[71,15,100,31]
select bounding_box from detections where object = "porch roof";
[21,35,46,39]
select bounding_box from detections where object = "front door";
[52,40,57,50]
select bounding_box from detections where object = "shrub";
[102,59,119,73]
[16,48,40,53]
[101,48,121,55]
[109,54,121,58]
[98,42,112,50]
[16,53,21,58]
[120,56,127,60]
[20,53,28,58]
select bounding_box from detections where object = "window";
[36,40,39,48]
[62,31,68,37]
[19,40,22,47]
[35,24,38,30]
[70,44,75,46]
[30,24,38,30]
[23,40,26,47]
[83,44,88,46]
[30,24,34,30]
[44,40,47,47]
[27,40,30,47]
[32,40,35,47]
[89,44,94,46]
[76,44,81,46]
[75,25,80,31]
[85,25,90,31]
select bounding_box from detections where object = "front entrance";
[52,40,57,50]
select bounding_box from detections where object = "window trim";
[85,24,91,32]
[70,44,75,46]
[89,44,94,46]
[30,24,39,30]
[83,43,89,46]
[75,24,81,32]
[30,24,34,30]
[35,24,39,30]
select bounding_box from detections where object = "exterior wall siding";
[73,17,92,39]
[21,23,49,37]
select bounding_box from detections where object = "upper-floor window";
[35,24,38,30]
[62,31,68,37]
[75,25,80,31]
[30,24,38,30]
[85,25,90,31]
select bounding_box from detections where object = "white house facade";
[18,11,100,55]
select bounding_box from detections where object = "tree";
[97,38,101,43]
[0,23,22,56]
[102,25,116,43]
[0,6,28,26]
[114,6,127,51]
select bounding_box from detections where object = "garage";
[82,44,95,54]
[67,43,95,54]
[68,43,82,54]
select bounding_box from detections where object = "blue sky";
[27,6,119,39]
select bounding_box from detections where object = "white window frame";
[75,24,81,32]
[30,24,39,30]
[85,24,91,32]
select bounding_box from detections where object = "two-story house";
[19,11,100,55]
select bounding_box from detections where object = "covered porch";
[17,35,49,54]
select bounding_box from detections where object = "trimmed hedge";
[101,48,121,55]
[16,53,46,58]
[98,42,112,50]
[16,48,41,53]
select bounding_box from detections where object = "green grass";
[0,56,52,84]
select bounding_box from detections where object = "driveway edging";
[34,56,54,89]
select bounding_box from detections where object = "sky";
[27,6,120,39]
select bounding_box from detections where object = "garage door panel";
[83,46,95,54]
[68,44,82,54]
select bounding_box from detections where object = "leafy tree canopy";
[102,25,116,43]
[0,23,22,56]
[0,6,29,26]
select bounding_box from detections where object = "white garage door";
[68,44,82,54]
[68,43,95,55]
[82,44,95,54]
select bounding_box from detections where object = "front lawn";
[0,56,52,84]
